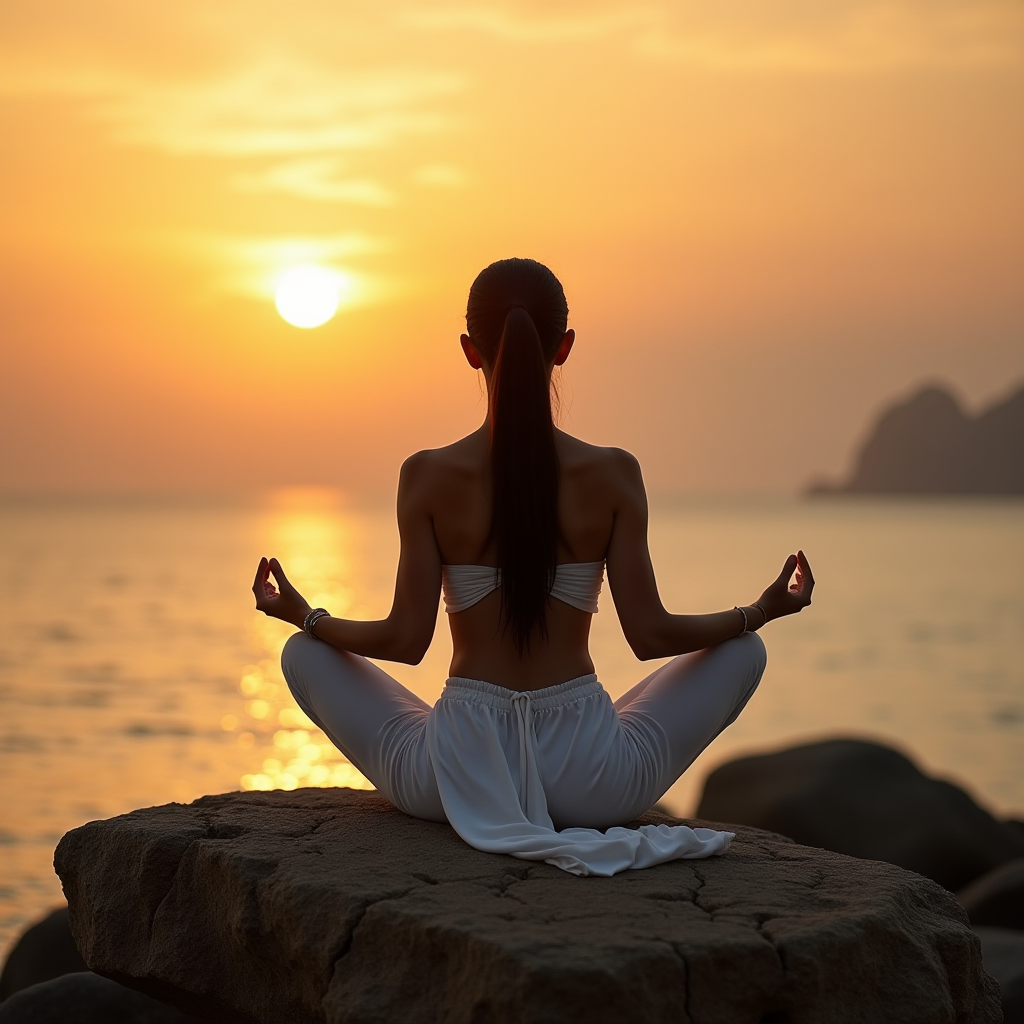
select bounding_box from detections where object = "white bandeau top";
[442,561,604,615]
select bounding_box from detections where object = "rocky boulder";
[959,859,1024,929]
[0,972,197,1023]
[973,928,1024,1024]
[696,739,1024,891]
[55,788,1000,1024]
[0,907,86,1000]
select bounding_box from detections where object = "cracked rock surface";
[54,789,1001,1024]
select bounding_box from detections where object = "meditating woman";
[252,257,814,876]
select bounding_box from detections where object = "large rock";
[0,971,196,1023]
[959,860,1024,929]
[0,907,86,1000]
[54,788,999,1024]
[696,739,1024,891]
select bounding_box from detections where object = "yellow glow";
[274,265,348,328]
[239,671,262,696]
[247,699,271,719]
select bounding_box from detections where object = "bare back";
[403,424,642,690]
[256,426,811,679]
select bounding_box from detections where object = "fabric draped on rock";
[427,675,732,875]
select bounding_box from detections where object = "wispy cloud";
[403,0,1023,73]
[233,158,395,205]
[88,60,462,158]
[401,5,655,42]
[0,38,465,208]
[0,51,462,157]
[637,1,1024,73]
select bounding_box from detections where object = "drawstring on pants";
[511,691,534,811]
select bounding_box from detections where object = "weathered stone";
[696,739,1024,891]
[959,860,1024,929]
[0,971,197,1023]
[0,907,87,1001]
[973,928,1024,1024]
[55,788,1001,1024]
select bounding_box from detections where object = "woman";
[253,257,813,877]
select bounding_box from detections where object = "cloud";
[636,1,1024,74]
[401,4,655,42]
[0,41,463,158]
[403,0,1023,74]
[233,158,395,204]
[91,60,463,157]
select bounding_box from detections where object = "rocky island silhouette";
[810,383,1024,495]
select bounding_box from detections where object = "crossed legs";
[612,632,767,812]
[281,630,766,825]
[281,634,446,820]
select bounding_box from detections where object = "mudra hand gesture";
[253,557,311,629]
[756,550,814,625]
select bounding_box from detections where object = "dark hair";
[466,258,569,654]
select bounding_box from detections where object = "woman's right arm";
[252,453,442,664]
[605,450,813,660]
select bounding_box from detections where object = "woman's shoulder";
[399,432,488,493]
[556,431,643,483]
[399,430,644,502]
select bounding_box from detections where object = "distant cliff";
[809,383,1024,495]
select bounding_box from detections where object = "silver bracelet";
[303,607,330,638]
[734,605,749,635]
[753,601,768,628]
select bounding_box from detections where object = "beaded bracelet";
[734,605,749,635]
[303,607,330,638]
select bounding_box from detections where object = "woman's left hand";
[756,549,815,623]
[252,557,312,629]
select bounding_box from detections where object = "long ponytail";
[465,259,569,653]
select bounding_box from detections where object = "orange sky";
[2,0,1022,494]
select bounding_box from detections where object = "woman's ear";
[553,328,575,366]
[460,334,484,370]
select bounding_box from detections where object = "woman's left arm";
[252,453,442,663]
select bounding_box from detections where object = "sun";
[274,265,345,328]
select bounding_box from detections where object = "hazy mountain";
[809,384,1024,495]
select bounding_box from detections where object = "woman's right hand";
[757,550,814,623]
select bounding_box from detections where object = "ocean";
[1,492,1022,958]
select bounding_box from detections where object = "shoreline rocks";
[55,788,1001,1024]
[973,929,1024,1024]
[696,738,1024,892]
[0,908,86,1001]
[0,972,197,1023]
[959,859,1024,930]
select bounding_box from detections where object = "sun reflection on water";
[235,495,375,795]
[232,653,374,794]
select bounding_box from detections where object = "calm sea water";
[1,492,1022,958]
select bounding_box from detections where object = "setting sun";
[274,266,346,329]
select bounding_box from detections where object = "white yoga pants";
[282,632,766,875]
